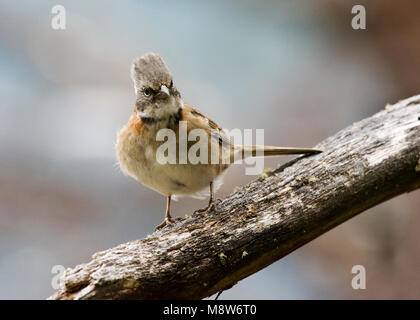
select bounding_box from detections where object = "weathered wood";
[50,95,420,300]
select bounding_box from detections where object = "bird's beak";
[160,85,170,96]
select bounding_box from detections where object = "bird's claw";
[155,216,182,230]
[194,199,219,215]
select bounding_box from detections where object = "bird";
[116,53,321,230]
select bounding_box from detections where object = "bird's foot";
[155,216,181,230]
[194,199,219,215]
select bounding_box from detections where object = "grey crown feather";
[131,53,173,89]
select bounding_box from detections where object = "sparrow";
[116,53,321,230]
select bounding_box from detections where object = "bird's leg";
[155,196,174,230]
[194,181,217,214]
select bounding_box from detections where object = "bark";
[50,95,420,300]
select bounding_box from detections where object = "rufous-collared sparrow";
[116,53,321,230]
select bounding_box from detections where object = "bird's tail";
[236,145,322,159]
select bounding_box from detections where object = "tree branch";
[50,95,420,300]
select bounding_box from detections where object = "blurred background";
[0,0,419,299]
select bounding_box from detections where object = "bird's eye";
[169,80,173,88]
[143,88,152,96]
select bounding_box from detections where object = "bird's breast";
[115,111,228,196]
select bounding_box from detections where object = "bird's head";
[131,53,182,122]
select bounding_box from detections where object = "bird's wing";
[181,103,232,149]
